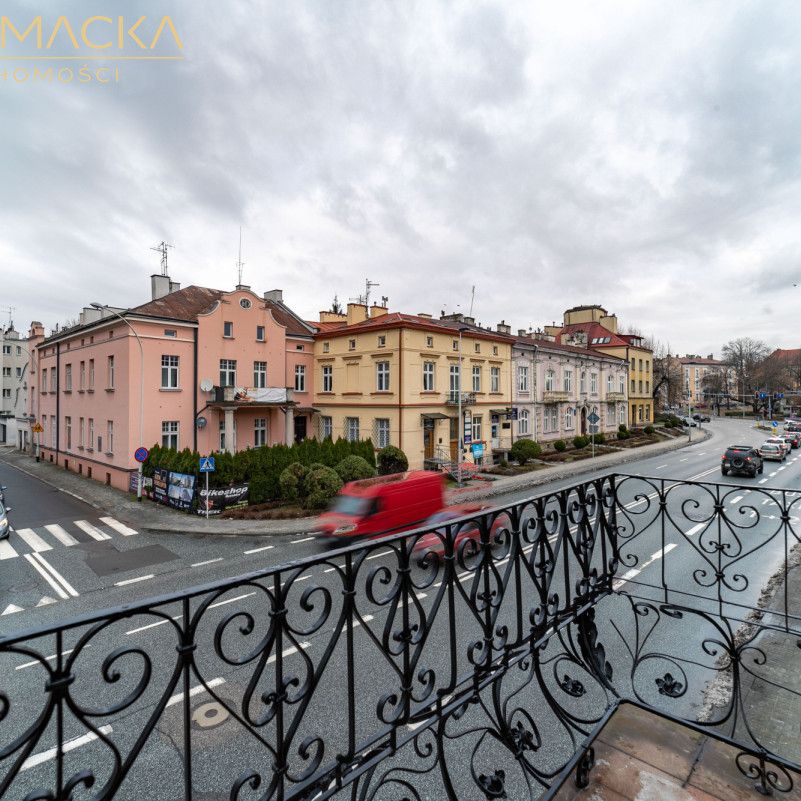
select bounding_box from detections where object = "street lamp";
[457,326,469,487]
[91,303,144,501]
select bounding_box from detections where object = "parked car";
[0,500,10,540]
[780,431,800,449]
[721,446,763,477]
[681,417,697,427]
[692,413,711,423]
[759,442,785,462]
[0,485,6,505]
[764,436,790,456]
[316,471,445,543]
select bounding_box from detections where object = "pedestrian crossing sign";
[199,456,216,473]
[32,422,43,433]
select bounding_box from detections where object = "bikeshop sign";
[197,484,249,516]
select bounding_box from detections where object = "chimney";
[81,306,103,325]
[462,316,475,325]
[169,281,181,293]
[236,284,250,291]
[370,303,388,318]
[417,313,432,319]
[707,353,714,360]
[264,289,283,303]
[496,321,511,335]
[151,274,171,300]
[518,329,528,338]
[347,303,368,326]
[319,310,347,323]
[440,312,464,322]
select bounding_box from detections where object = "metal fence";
[1,473,800,800]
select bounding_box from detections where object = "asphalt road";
[2,417,799,799]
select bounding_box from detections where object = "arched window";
[519,409,529,435]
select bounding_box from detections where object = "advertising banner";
[152,469,170,505]
[197,484,249,516]
[129,473,153,494]
[167,471,196,511]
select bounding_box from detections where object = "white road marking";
[679,458,688,462]
[16,646,83,671]
[166,677,226,708]
[191,558,223,567]
[125,614,183,636]
[209,592,256,609]
[1,604,23,615]
[655,464,668,469]
[74,520,111,541]
[244,545,274,555]
[20,725,113,772]
[0,538,18,559]
[44,524,78,547]
[685,523,705,537]
[730,495,743,505]
[16,528,52,553]
[291,536,315,544]
[36,596,57,607]
[31,552,79,597]
[114,574,154,587]
[650,543,677,560]
[759,478,768,484]
[769,472,777,477]
[99,517,138,536]
[267,642,311,664]
[24,554,68,600]
[778,466,786,471]
[762,499,771,505]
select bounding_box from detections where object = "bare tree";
[721,338,771,411]
[651,342,682,408]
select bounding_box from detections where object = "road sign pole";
[205,471,209,520]
[138,463,143,502]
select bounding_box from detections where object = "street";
[2,416,801,799]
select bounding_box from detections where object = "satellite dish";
[200,378,213,392]
[196,416,207,429]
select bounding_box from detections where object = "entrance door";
[294,415,307,443]
[580,407,587,435]
[491,415,500,449]
[423,419,435,459]
[449,417,458,461]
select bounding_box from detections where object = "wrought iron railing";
[1,474,801,799]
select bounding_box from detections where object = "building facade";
[32,274,314,491]
[311,304,513,470]
[0,323,35,448]
[512,335,628,444]
[678,355,731,405]
[545,305,653,426]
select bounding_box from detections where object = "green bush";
[335,455,376,483]
[617,430,631,440]
[247,475,270,505]
[279,463,309,502]
[553,439,567,452]
[498,459,509,469]
[572,435,589,449]
[303,466,344,510]
[510,438,541,465]
[589,432,606,445]
[618,424,628,434]
[377,445,409,475]
[644,425,655,435]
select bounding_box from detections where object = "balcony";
[2,475,799,799]
[444,391,476,406]
[212,385,292,406]
[606,391,626,401]
[543,389,570,402]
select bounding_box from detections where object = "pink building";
[31,274,315,491]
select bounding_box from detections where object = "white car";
[764,436,790,456]
[759,443,785,462]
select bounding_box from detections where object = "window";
[493,346,498,356]
[89,359,94,389]
[256,325,265,342]
[474,342,480,354]
[519,409,529,435]
[164,329,177,337]
[639,380,643,393]
[631,357,635,370]
[322,365,333,392]
[240,298,252,309]
[544,405,558,433]
[491,366,500,393]
[619,374,625,393]
[517,366,529,393]
[563,369,572,393]
[1,389,8,398]
[645,405,651,422]
[545,370,555,392]
[591,373,598,394]
[79,361,85,390]
[426,336,434,348]
[323,341,330,353]
[449,364,460,395]
[296,344,304,351]
[452,340,459,351]
[565,407,574,430]
[159,421,178,450]
[161,355,179,389]
[423,362,435,391]
[377,335,386,348]
[88,418,94,450]
[374,418,390,448]
[646,380,650,393]
[348,339,356,351]
[472,415,482,442]
[253,361,267,388]
[219,419,226,451]
[65,417,72,449]
[51,415,56,448]
[254,418,267,447]
[607,374,613,392]
[106,420,114,453]
[79,417,84,448]
[619,406,626,425]
[15,366,21,378]
[65,364,73,390]
[220,359,237,387]
[472,365,481,392]
[41,368,47,392]
[376,361,390,391]
[321,416,333,439]
[107,355,115,389]
[223,321,233,338]
[294,364,306,392]
[345,417,359,442]
[1,345,8,355]
[631,379,635,393]
[638,359,643,372]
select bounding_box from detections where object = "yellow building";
[545,305,653,426]
[312,304,513,470]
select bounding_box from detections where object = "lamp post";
[91,303,144,501]
[457,326,469,487]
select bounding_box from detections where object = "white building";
[0,322,36,449]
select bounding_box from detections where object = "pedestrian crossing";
[0,516,138,560]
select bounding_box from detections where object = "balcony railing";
[2,475,800,799]
[443,391,476,406]
[605,391,626,401]
[543,389,570,402]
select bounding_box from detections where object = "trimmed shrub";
[589,432,606,445]
[279,463,309,502]
[617,430,631,440]
[572,435,589,449]
[303,466,344,510]
[377,445,409,476]
[644,425,655,435]
[510,438,541,465]
[248,475,271,505]
[553,439,567,452]
[498,459,509,469]
[618,424,628,434]
[335,455,376,483]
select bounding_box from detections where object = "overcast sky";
[3,1,801,356]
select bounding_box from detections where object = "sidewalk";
[0,429,710,538]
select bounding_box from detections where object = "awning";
[294,407,319,414]
[490,408,512,415]
[420,412,450,420]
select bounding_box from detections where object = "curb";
[2,457,105,513]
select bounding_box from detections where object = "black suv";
[721,445,763,477]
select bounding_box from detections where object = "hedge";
[510,438,541,465]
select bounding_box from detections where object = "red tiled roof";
[515,337,627,362]
[309,320,347,332]
[552,322,631,348]
[771,348,801,360]
[130,286,224,320]
[311,313,511,342]
[263,300,315,337]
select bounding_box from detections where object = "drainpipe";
[398,329,403,454]
[532,345,539,442]
[55,342,61,459]
[193,326,198,452]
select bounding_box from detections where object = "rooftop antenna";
[468,285,475,318]
[150,241,174,275]
[0,306,14,329]
[381,295,389,307]
[349,278,381,306]
[236,227,245,286]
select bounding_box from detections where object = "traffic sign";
[772,421,778,428]
[587,411,600,424]
[134,447,149,463]
[588,423,599,434]
[199,456,216,473]
[31,422,43,433]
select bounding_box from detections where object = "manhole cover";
[192,701,229,729]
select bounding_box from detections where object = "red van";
[316,471,445,542]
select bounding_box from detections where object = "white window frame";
[322,365,333,392]
[591,373,598,394]
[517,366,529,393]
[107,355,115,389]
[65,416,72,449]
[449,364,460,394]
[376,361,390,392]
[294,364,306,392]
[472,415,482,442]
[345,417,359,442]
[491,366,500,393]
[223,321,233,338]
[161,355,179,389]
[256,325,265,342]
[563,369,572,393]
[375,418,390,448]
[162,420,179,450]
[89,359,94,389]
[106,420,114,454]
[79,361,85,390]
[423,362,435,392]
[472,365,481,393]
[220,359,237,387]
[518,409,529,435]
[321,416,333,439]
[79,417,84,447]
[88,418,94,450]
[65,364,72,391]
[545,370,555,392]
[254,417,267,447]
[564,407,574,430]
[253,361,267,389]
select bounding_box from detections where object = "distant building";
[677,354,731,405]
[0,322,36,448]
